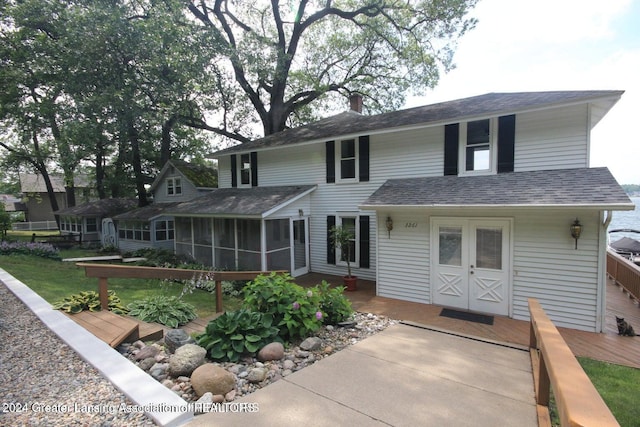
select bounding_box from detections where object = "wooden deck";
[65,311,164,347]
[296,273,640,369]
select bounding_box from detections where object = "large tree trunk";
[128,122,149,207]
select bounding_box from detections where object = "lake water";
[608,196,640,241]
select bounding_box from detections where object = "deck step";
[124,316,164,342]
[66,311,139,347]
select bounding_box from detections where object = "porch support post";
[98,277,109,310]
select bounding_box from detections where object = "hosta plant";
[196,309,280,362]
[53,290,128,314]
[127,295,197,328]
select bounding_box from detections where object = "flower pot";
[343,275,357,292]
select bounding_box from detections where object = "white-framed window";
[167,177,182,196]
[85,217,97,233]
[118,221,150,241]
[155,220,174,241]
[60,216,82,233]
[459,118,497,175]
[240,153,252,186]
[337,215,358,267]
[336,139,358,182]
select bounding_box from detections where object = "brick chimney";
[349,93,363,113]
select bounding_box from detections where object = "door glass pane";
[476,227,502,270]
[439,227,462,266]
[293,219,306,270]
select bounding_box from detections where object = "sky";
[406,0,640,184]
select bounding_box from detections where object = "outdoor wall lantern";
[386,216,394,238]
[570,218,582,250]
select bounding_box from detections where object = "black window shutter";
[327,215,336,264]
[359,216,370,269]
[250,151,258,186]
[359,135,370,182]
[326,141,335,183]
[230,154,237,187]
[444,124,459,176]
[497,115,516,173]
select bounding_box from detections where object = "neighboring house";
[55,198,138,244]
[19,173,94,222]
[1,194,25,214]
[112,160,217,252]
[168,91,633,333]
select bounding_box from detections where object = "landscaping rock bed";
[118,312,397,409]
[0,283,155,426]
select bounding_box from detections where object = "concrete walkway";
[187,324,537,427]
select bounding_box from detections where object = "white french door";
[431,218,511,316]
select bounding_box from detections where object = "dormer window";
[167,177,182,195]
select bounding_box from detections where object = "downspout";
[596,210,613,332]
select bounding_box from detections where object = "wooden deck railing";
[77,263,284,313]
[528,298,619,427]
[607,250,640,301]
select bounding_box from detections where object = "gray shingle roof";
[210,91,623,157]
[112,202,182,221]
[167,185,316,217]
[361,168,632,209]
[55,198,138,217]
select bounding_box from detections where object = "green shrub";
[196,309,280,362]
[52,290,128,314]
[243,273,323,341]
[315,281,353,325]
[127,295,197,328]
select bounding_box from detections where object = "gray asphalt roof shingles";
[361,168,632,208]
[210,91,623,157]
[167,185,316,217]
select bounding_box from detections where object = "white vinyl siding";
[376,211,430,303]
[511,210,601,331]
[371,127,443,180]
[514,104,589,171]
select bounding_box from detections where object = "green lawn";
[0,248,242,319]
[578,357,640,427]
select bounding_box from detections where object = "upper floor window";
[231,152,258,187]
[339,139,357,180]
[460,118,496,175]
[326,137,369,184]
[240,153,252,186]
[167,177,182,196]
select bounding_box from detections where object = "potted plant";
[329,225,357,291]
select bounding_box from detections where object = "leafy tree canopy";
[186,0,478,143]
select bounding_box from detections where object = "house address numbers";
[404,222,418,228]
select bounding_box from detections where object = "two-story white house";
[168,91,633,332]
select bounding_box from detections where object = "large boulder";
[168,344,206,377]
[164,329,194,354]
[191,363,236,398]
[257,342,285,361]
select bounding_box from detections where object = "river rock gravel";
[0,282,155,426]
[0,277,397,425]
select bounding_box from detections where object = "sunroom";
[167,185,315,276]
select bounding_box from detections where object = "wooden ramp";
[65,311,164,347]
